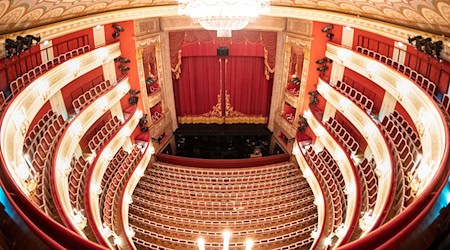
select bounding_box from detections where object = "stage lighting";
[112,23,124,39]
[129,89,140,95]
[113,23,124,32]
[129,96,138,105]
[317,65,329,72]
[118,64,130,72]
[321,24,333,33]
[326,33,334,40]
[290,75,301,85]
[114,56,130,63]
[145,76,156,85]
[25,35,41,43]
[407,36,422,45]
[316,57,329,65]
[433,41,444,59]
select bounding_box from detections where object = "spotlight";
[118,64,130,72]
[128,96,138,105]
[407,36,422,45]
[112,23,124,39]
[113,23,124,32]
[433,41,444,59]
[114,56,130,63]
[317,65,329,72]
[416,37,431,52]
[145,76,156,85]
[321,24,333,33]
[326,33,334,40]
[316,57,329,65]
[290,75,301,85]
[129,89,140,95]
[25,35,41,43]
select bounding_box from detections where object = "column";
[341,26,354,48]
[40,40,54,64]
[93,25,106,48]
[378,92,397,121]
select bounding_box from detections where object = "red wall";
[394,102,418,134]
[104,21,144,114]
[343,68,385,114]
[79,111,112,152]
[335,112,368,152]
[27,101,52,137]
[52,28,94,56]
[60,67,104,114]
[352,28,395,57]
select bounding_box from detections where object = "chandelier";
[178,0,270,37]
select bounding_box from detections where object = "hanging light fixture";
[178,0,270,37]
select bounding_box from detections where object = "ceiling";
[0,0,449,36]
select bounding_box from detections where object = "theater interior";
[0,1,449,249]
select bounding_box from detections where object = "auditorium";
[0,1,449,249]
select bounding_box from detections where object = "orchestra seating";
[87,116,122,154]
[129,161,318,249]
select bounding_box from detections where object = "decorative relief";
[135,18,160,37]
[286,18,312,36]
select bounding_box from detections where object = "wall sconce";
[245,239,254,250]
[197,237,205,250]
[324,233,334,246]
[68,60,81,77]
[38,80,50,100]
[92,184,102,196]
[366,61,378,78]
[310,228,319,239]
[126,227,135,238]
[363,123,374,139]
[375,161,389,178]
[96,48,109,63]
[73,209,87,230]
[101,223,112,237]
[58,161,72,177]
[337,49,350,64]
[339,98,350,112]
[395,80,409,101]
[124,195,133,205]
[14,107,29,136]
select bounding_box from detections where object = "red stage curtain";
[224,56,271,124]
[174,56,223,124]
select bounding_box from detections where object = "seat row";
[141,173,303,192]
[356,46,436,99]
[325,117,360,155]
[24,109,60,158]
[305,147,346,230]
[380,114,415,217]
[87,116,121,154]
[68,156,90,212]
[29,113,68,219]
[99,149,128,209]
[335,80,374,114]
[152,162,294,177]
[358,159,378,213]
[73,80,112,114]
[130,161,317,249]
[10,45,90,96]
[132,192,314,220]
[131,222,316,249]
[103,146,142,229]
[130,202,316,229]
